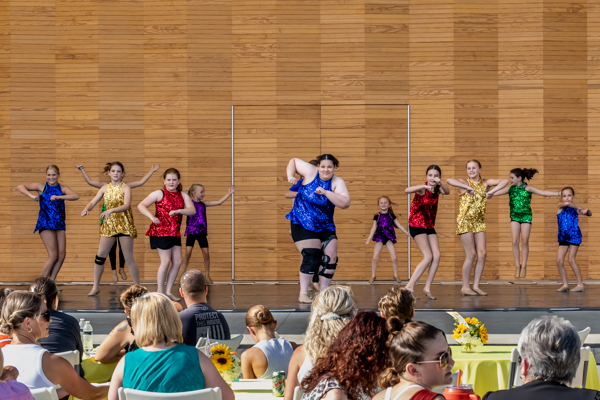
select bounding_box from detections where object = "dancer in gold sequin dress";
[81,162,142,296]
[448,160,508,297]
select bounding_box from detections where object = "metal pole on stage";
[407,105,411,279]
[231,106,235,281]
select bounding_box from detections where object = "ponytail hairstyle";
[316,154,339,168]
[186,184,204,198]
[30,277,59,310]
[46,165,60,175]
[163,168,183,192]
[0,291,43,335]
[309,159,319,167]
[511,168,538,182]
[245,305,276,330]
[377,287,415,322]
[378,317,445,389]
[561,187,575,196]
[103,161,125,175]
[376,196,398,218]
[426,165,442,196]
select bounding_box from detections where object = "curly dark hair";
[301,311,389,400]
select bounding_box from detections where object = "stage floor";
[3,280,599,312]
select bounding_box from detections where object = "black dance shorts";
[290,223,337,243]
[150,236,182,250]
[409,226,437,238]
[511,220,532,225]
[559,241,580,247]
[186,233,209,248]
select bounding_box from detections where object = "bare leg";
[370,242,384,283]
[157,249,174,295]
[89,236,117,296]
[405,234,432,290]
[201,248,211,283]
[118,241,127,280]
[165,246,183,300]
[320,238,338,290]
[472,232,487,295]
[118,236,139,285]
[39,230,59,277]
[459,233,477,295]
[510,221,522,278]
[556,245,570,292]
[519,223,531,278]
[294,239,321,302]
[385,241,399,281]
[180,246,194,278]
[567,246,584,291]
[424,234,441,297]
[50,230,67,280]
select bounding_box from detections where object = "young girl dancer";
[492,168,561,279]
[365,196,409,284]
[179,184,236,284]
[81,162,141,296]
[447,160,508,296]
[17,165,80,279]
[556,187,592,293]
[138,168,195,300]
[75,163,160,283]
[403,165,450,300]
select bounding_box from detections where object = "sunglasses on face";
[416,347,452,369]
[35,309,51,322]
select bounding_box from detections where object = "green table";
[451,345,600,397]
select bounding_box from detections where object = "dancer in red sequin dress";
[138,168,196,300]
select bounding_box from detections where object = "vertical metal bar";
[407,105,411,279]
[231,106,235,281]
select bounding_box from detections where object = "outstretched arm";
[393,218,410,237]
[205,186,236,207]
[527,186,561,197]
[286,158,317,184]
[53,185,80,201]
[485,179,509,200]
[128,164,160,189]
[16,182,44,201]
[81,186,107,216]
[447,178,474,195]
[492,186,510,197]
[365,220,377,244]
[405,184,428,195]
[74,164,104,188]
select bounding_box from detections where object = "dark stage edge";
[2,281,599,313]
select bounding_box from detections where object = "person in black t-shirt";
[179,270,230,346]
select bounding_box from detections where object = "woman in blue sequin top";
[286,154,351,304]
[17,165,79,279]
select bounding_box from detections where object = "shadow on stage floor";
[2,281,598,312]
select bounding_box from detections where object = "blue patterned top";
[286,174,335,232]
[557,207,582,245]
[34,183,66,233]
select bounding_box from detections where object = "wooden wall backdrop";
[1,0,598,283]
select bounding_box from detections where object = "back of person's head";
[304,286,356,364]
[0,291,43,334]
[130,292,182,347]
[30,277,59,309]
[0,289,14,310]
[518,316,580,385]
[180,270,206,297]
[378,287,415,321]
[245,305,275,331]
[302,311,388,400]
[120,284,149,313]
[379,317,446,388]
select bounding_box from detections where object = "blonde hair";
[130,293,182,347]
[0,291,43,334]
[378,287,415,321]
[304,286,356,364]
[245,305,275,329]
[46,165,60,174]
[186,184,204,197]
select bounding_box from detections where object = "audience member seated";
[30,277,84,377]
[95,284,148,363]
[0,348,33,400]
[108,292,233,400]
[378,287,415,321]
[0,289,14,348]
[284,286,356,400]
[483,316,600,400]
[301,311,389,400]
[1,291,108,400]
[178,270,230,346]
[372,319,454,400]
[242,305,297,379]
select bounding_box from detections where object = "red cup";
[443,385,481,400]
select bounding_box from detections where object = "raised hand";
[228,185,236,195]
[433,177,441,185]
[150,164,160,173]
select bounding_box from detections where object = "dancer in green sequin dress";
[493,168,561,279]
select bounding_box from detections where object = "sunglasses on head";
[35,309,51,322]
[416,347,452,369]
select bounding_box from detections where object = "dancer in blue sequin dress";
[286,154,351,304]
[555,187,592,293]
[17,165,79,279]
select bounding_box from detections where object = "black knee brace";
[95,255,107,265]
[300,248,322,275]
[319,256,338,279]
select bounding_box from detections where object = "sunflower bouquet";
[209,343,242,383]
[451,315,489,353]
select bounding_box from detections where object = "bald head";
[180,270,207,299]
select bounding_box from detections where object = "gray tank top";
[253,338,294,379]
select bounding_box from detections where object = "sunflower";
[452,324,467,340]
[465,317,480,325]
[479,324,489,343]
[211,344,234,372]
[211,344,232,358]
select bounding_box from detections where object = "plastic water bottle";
[79,318,85,341]
[83,321,93,354]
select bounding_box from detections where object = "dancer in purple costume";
[179,184,236,284]
[365,196,409,284]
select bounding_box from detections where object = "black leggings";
[108,240,125,270]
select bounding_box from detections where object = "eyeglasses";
[35,309,51,322]
[416,348,452,369]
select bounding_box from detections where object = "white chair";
[507,348,523,389]
[293,386,304,400]
[195,337,207,349]
[30,387,59,400]
[55,349,80,369]
[118,387,221,400]
[578,327,591,345]
[208,334,244,353]
[571,346,591,388]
